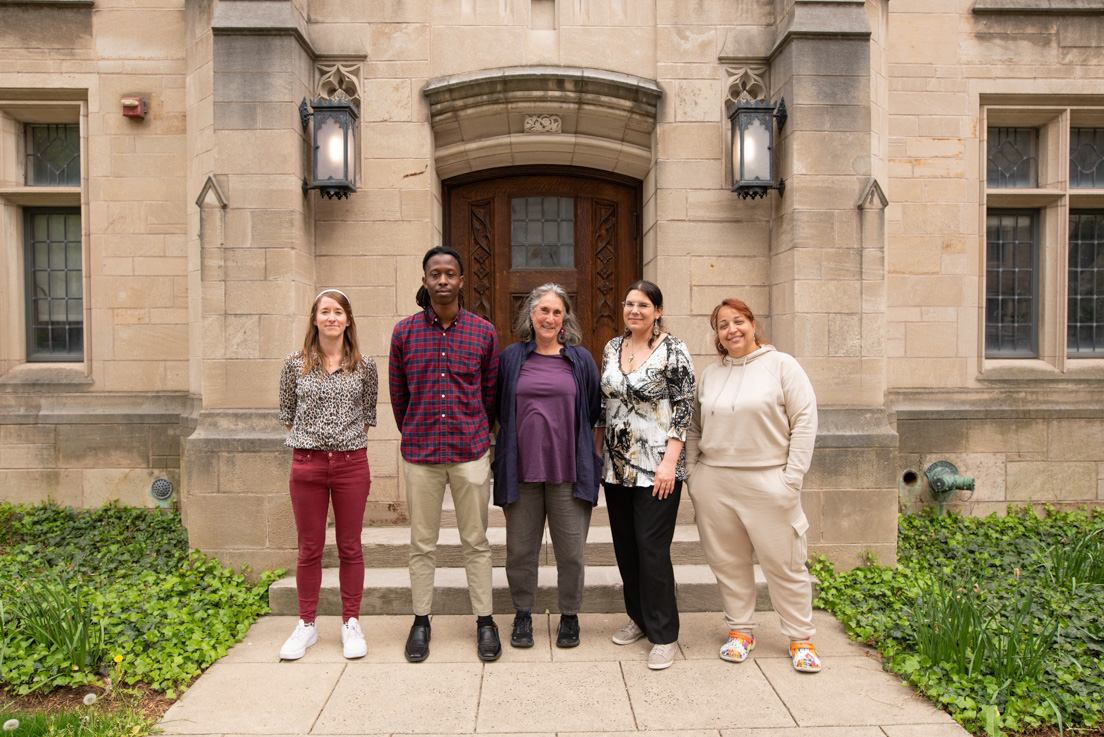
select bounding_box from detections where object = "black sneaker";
[511,611,534,648]
[556,615,580,648]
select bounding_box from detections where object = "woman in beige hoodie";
[684,298,821,673]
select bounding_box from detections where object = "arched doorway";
[445,166,642,362]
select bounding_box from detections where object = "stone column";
[182,0,316,572]
[767,0,897,567]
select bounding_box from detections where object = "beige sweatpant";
[688,463,815,641]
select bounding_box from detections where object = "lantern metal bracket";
[299,98,312,129]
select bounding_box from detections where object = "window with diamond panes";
[1068,212,1104,356]
[25,209,83,360]
[1070,128,1104,189]
[987,127,1038,188]
[511,196,574,269]
[25,124,80,187]
[985,211,1038,357]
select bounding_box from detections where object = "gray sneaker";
[648,641,679,670]
[612,619,645,645]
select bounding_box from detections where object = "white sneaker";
[342,617,368,659]
[648,641,679,670]
[279,619,317,660]
[612,620,645,645]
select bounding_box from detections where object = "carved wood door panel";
[445,168,641,363]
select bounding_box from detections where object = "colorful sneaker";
[647,641,679,670]
[342,617,368,659]
[612,619,645,645]
[719,631,755,663]
[790,640,821,673]
[279,619,317,660]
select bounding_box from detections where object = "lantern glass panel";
[742,116,771,182]
[316,116,345,182]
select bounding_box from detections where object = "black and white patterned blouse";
[599,335,695,487]
[278,352,378,451]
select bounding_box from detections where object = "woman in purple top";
[493,283,603,650]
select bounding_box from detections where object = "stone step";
[268,564,781,616]
[322,523,709,568]
[438,487,697,528]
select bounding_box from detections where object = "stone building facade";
[1,0,1102,573]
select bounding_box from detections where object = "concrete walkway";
[158,611,968,737]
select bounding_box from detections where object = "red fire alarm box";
[121,97,146,119]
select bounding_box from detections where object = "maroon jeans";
[289,448,371,622]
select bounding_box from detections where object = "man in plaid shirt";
[389,245,501,663]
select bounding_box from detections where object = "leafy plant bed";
[0,502,282,698]
[812,505,1104,737]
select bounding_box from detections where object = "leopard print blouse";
[278,352,378,450]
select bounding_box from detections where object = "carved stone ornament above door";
[423,67,662,180]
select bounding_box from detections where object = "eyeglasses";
[622,301,653,310]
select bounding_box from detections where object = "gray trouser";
[503,481,592,614]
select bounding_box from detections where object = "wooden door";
[445,167,641,363]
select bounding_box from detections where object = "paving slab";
[758,655,960,727]
[622,659,795,731]
[721,729,885,737]
[157,662,343,734]
[312,662,483,734]
[476,662,635,733]
[881,726,975,737]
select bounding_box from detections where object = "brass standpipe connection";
[924,460,975,515]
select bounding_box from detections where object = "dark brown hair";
[623,280,666,348]
[709,298,763,357]
[299,290,364,375]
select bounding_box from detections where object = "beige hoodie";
[684,345,817,490]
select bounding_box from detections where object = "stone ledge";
[0,392,195,425]
[973,0,1104,13]
[815,408,898,448]
[890,388,1104,420]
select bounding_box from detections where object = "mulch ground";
[1,683,178,722]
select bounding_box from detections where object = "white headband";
[315,289,349,303]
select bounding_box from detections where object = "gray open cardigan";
[491,340,603,507]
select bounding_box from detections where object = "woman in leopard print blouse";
[277,289,377,662]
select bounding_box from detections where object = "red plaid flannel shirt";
[389,307,498,464]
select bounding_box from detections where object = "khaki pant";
[404,451,493,616]
[688,463,814,641]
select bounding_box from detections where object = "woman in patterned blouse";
[599,280,695,671]
[277,289,378,662]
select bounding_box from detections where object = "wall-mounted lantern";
[729,97,786,200]
[299,95,359,200]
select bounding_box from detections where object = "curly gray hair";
[513,283,583,346]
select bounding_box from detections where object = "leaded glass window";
[1070,128,1104,189]
[25,124,80,186]
[986,211,1037,357]
[511,196,574,269]
[987,127,1038,188]
[1068,212,1104,356]
[25,209,83,360]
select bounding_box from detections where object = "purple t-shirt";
[516,352,577,483]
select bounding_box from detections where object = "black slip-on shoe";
[477,622,502,662]
[405,623,431,663]
[510,612,534,648]
[556,616,580,648]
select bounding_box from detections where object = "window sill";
[0,187,80,206]
[0,363,92,393]
[979,358,1104,383]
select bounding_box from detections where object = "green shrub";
[0,502,282,696]
[813,505,1104,735]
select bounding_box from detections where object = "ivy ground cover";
[0,502,282,698]
[812,506,1104,736]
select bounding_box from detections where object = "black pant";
[604,480,682,645]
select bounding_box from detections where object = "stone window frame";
[0,99,91,380]
[980,102,1104,379]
